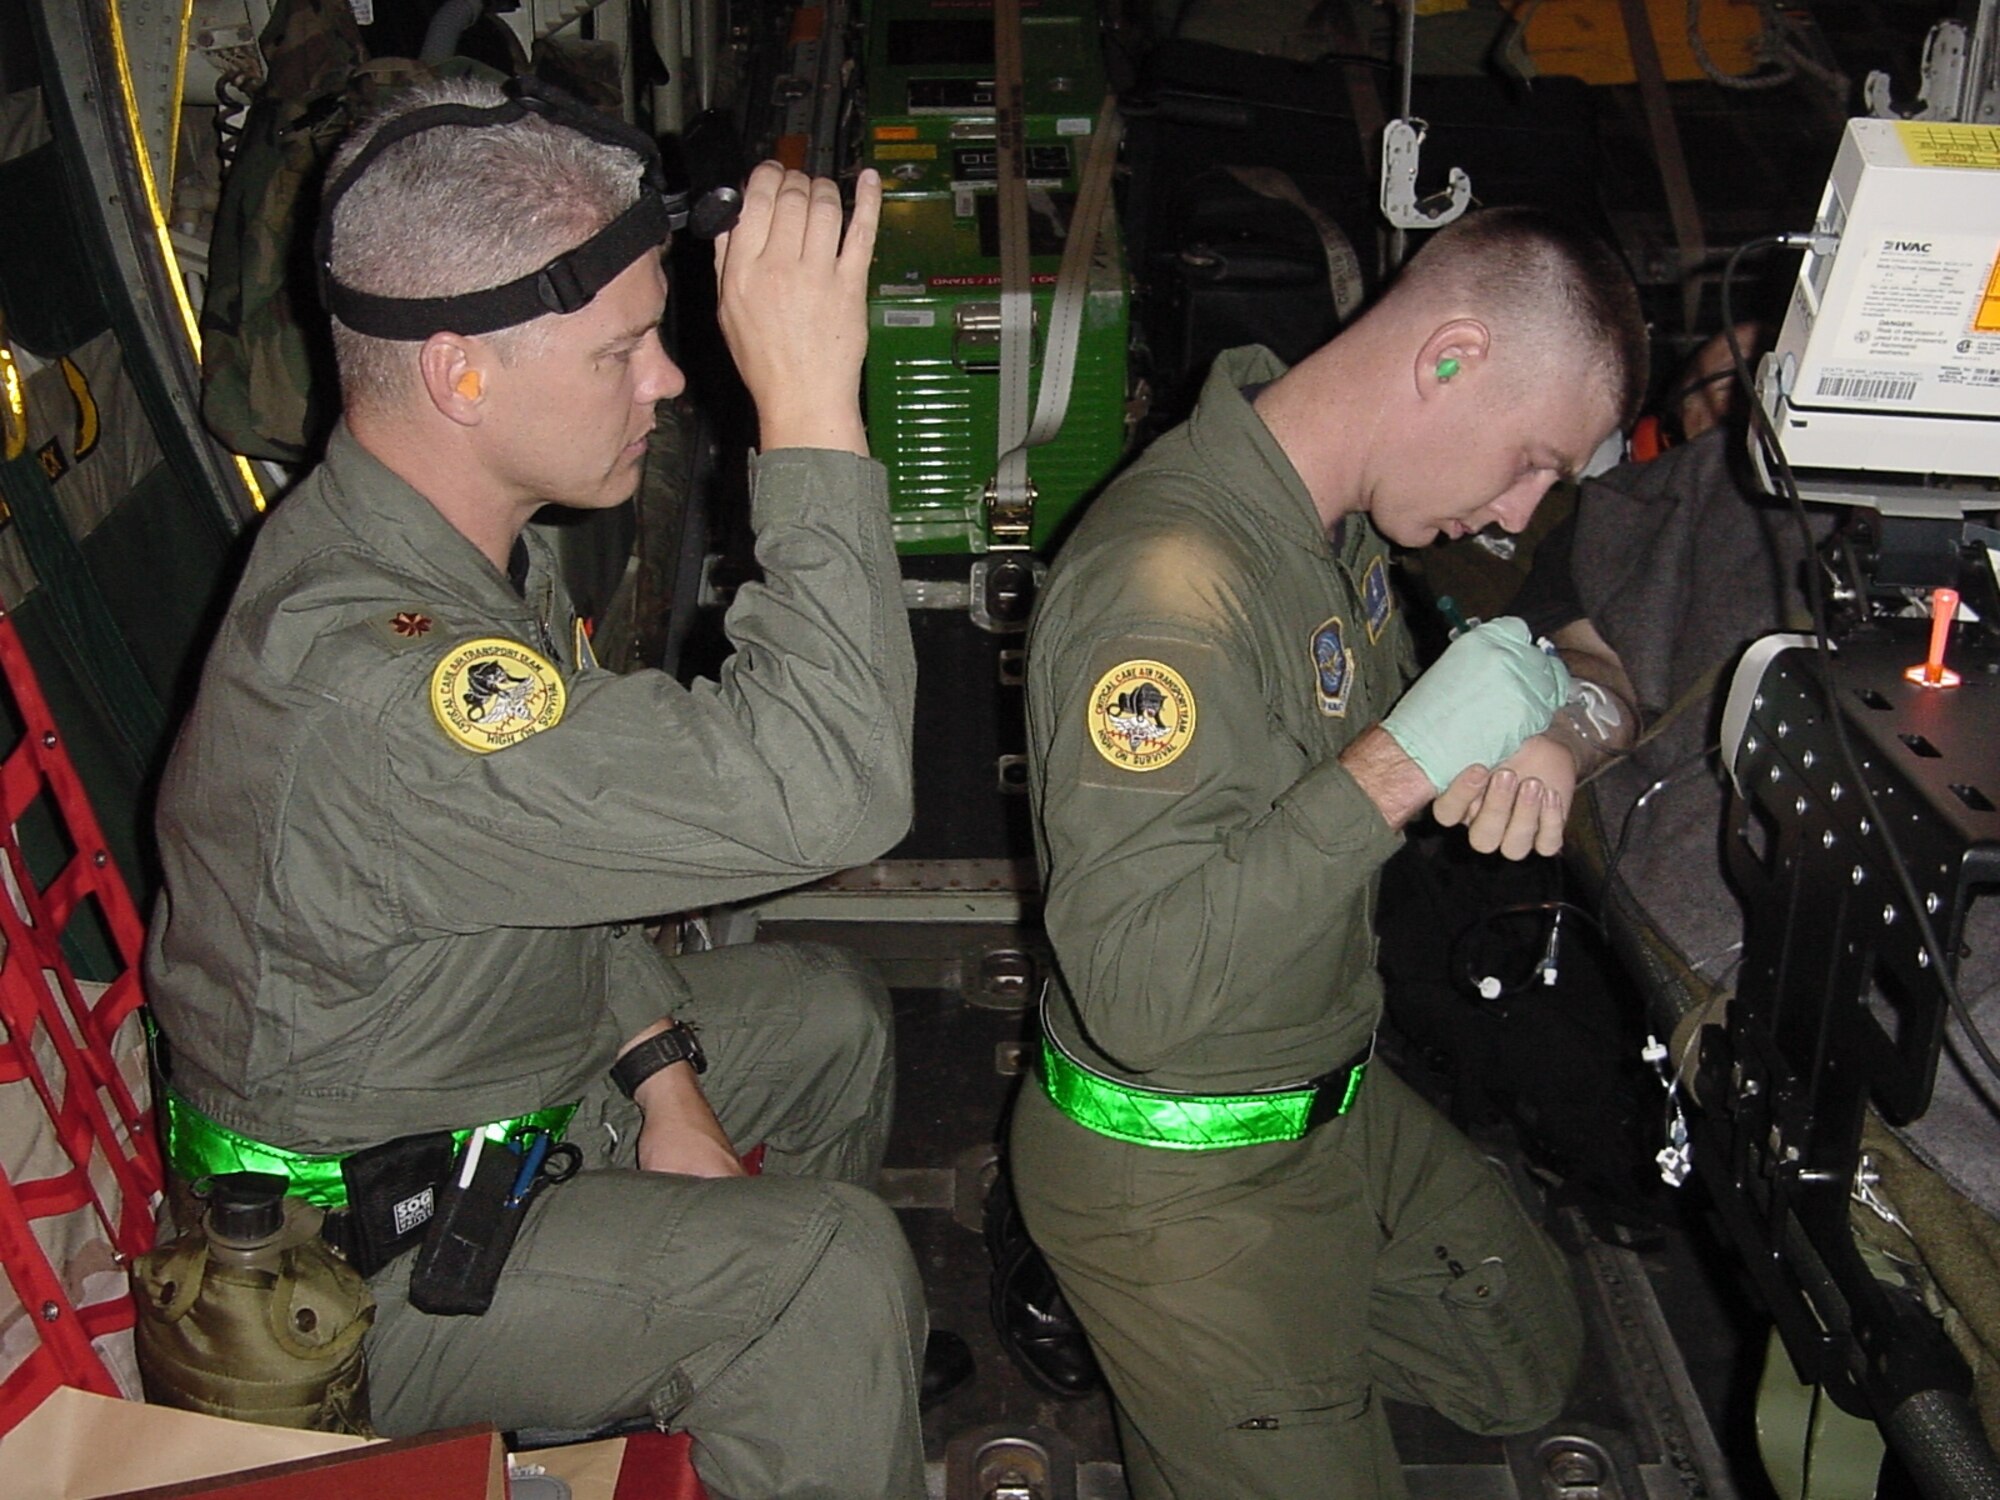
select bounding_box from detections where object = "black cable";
[1720,235,2000,1090]
[1801,1379,1823,1500]
[1449,897,1608,1002]
[1597,744,1718,923]
[1665,364,1738,409]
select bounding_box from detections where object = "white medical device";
[1756,119,2000,517]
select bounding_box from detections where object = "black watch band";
[610,1022,707,1098]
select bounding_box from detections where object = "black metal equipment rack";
[1704,624,2000,1499]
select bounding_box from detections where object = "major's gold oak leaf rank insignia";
[430,637,566,753]
[1087,659,1197,773]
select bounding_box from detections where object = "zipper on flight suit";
[530,567,561,667]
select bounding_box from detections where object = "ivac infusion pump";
[1757,119,2000,515]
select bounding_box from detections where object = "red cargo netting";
[0,606,161,1437]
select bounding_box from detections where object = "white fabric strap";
[1017,98,1123,455]
[986,89,1123,547]
[990,0,1035,544]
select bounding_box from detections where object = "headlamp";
[317,75,742,341]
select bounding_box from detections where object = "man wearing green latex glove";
[1011,207,1646,1499]
[1379,616,1572,790]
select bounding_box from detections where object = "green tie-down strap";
[1038,1035,1366,1150]
[162,1088,579,1209]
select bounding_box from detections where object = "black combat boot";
[984,1167,1102,1398]
[921,1328,976,1408]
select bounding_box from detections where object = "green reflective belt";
[1039,1035,1367,1149]
[162,1089,580,1209]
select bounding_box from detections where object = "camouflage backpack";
[199,0,451,464]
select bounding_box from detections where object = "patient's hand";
[1433,734,1575,859]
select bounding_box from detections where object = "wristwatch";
[610,1021,707,1098]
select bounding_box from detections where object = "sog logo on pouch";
[431,637,565,753]
[393,1187,436,1237]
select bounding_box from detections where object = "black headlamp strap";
[325,193,675,338]
[318,77,681,342]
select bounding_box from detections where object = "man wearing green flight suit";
[1014,207,1649,1499]
[146,76,928,1499]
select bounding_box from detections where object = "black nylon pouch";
[408,1136,536,1316]
[338,1130,455,1278]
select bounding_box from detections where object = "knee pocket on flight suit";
[800,1179,925,1329]
[1208,1372,1371,1434]
[784,942,893,1066]
[720,942,892,1092]
[1158,1374,1389,1500]
[655,1179,924,1427]
[1369,1176,1582,1434]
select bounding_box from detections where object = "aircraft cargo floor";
[749,914,1776,1500]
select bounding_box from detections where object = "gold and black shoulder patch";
[1086,659,1198,774]
[429,637,565,753]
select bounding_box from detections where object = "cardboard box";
[0,1388,631,1499]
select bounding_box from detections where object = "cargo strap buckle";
[983,476,1038,550]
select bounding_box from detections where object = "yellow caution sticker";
[60,357,99,459]
[1978,251,2000,336]
[0,334,23,462]
[1087,659,1197,773]
[875,143,937,160]
[1895,122,2000,170]
[430,637,566,753]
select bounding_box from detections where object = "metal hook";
[1380,118,1472,231]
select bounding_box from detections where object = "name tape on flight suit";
[1087,659,1197,772]
[430,637,566,753]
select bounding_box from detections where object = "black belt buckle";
[1301,1049,1370,1133]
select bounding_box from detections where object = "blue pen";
[507,1129,551,1206]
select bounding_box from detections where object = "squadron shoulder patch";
[1311,617,1353,717]
[1087,659,1197,773]
[430,637,566,753]
[1361,555,1395,643]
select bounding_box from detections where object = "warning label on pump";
[1805,231,2000,415]
[1895,123,2000,169]
[1979,252,2000,335]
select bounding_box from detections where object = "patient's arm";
[1433,619,1639,859]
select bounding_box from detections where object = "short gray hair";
[325,75,645,411]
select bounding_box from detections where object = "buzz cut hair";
[1394,206,1650,428]
[324,74,647,411]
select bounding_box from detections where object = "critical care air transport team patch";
[1087,659,1196,773]
[430,637,566,753]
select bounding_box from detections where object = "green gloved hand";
[1380,617,1572,792]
